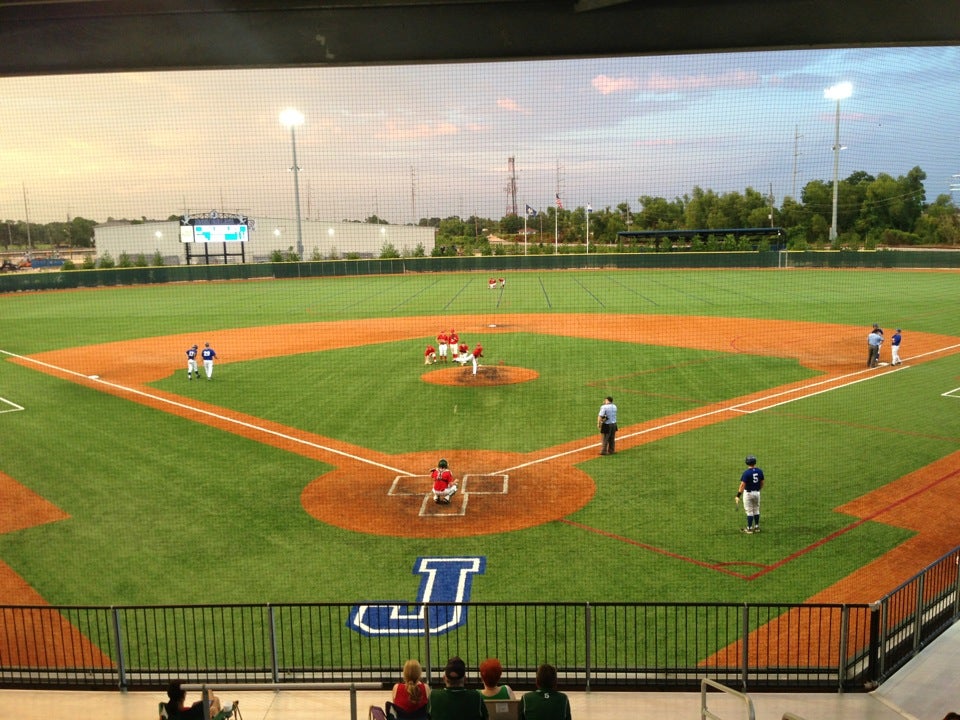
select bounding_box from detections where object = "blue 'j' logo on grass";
[348,556,486,636]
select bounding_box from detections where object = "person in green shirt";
[428,656,489,720]
[520,664,571,720]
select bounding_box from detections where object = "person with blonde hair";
[390,659,429,715]
[479,657,515,700]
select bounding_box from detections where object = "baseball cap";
[444,656,466,679]
[896,328,902,332]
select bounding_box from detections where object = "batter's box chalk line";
[387,474,509,517]
[941,386,960,398]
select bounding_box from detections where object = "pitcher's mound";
[423,365,539,387]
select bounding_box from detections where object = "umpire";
[598,396,618,455]
[735,455,764,534]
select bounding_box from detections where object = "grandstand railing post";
[111,607,127,691]
[913,574,926,652]
[422,603,432,685]
[953,551,960,618]
[740,604,749,692]
[866,602,881,688]
[584,602,591,693]
[837,604,849,692]
[268,605,279,684]
[350,682,358,720]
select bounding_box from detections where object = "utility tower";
[410,167,417,224]
[505,157,518,216]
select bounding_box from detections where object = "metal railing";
[1,549,957,692]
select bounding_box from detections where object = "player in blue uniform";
[201,342,217,380]
[735,455,764,534]
[185,344,199,380]
[890,328,903,366]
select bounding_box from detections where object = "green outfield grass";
[1,268,958,612]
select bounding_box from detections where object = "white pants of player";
[438,343,448,360]
[471,354,479,375]
[743,491,760,519]
[425,352,436,365]
[455,352,471,365]
[433,483,458,501]
[187,359,198,377]
[203,359,214,378]
[891,343,901,365]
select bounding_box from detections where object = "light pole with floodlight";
[824,81,852,243]
[279,108,305,259]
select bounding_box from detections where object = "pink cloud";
[644,69,760,92]
[376,119,459,140]
[592,74,640,95]
[497,97,531,114]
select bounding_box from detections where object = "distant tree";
[379,242,400,258]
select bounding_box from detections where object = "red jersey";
[437,332,449,345]
[449,330,459,345]
[458,343,469,354]
[472,344,483,358]
[424,345,436,356]
[431,468,454,492]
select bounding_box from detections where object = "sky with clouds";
[2,45,958,225]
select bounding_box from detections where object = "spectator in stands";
[163,680,232,719]
[390,658,430,715]
[479,657,515,700]
[519,664,571,720]
[428,656,489,720]
[941,713,960,720]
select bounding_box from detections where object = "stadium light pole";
[824,82,852,243]
[279,107,305,260]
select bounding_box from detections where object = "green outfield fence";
[1,549,956,693]
[3,249,960,292]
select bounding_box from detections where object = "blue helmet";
[438,458,448,468]
[745,455,757,465]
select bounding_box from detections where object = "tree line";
[4,165,958,255]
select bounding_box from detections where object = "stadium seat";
[385,700,429,720]
[483,698,521,720]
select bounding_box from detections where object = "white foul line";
[0,349,411,475]
[495,343,960,475]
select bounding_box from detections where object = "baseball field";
[1,267,959,615]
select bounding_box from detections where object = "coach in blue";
[735,455,764,534]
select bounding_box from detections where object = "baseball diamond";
[1,270,960,677]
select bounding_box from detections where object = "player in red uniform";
[424,344,437,364]
[449,329,459,352]
[469,343,483,375]
[431,458,458,504]
[436,330,449,362]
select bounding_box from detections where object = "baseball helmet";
[437,458,448,468]
[745,455,757,465]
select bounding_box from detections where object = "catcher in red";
[431,458,458,504]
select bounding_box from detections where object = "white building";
[93,218,436,264]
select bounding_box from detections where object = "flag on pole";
[555,194,563,209]
[525,204,538,218]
